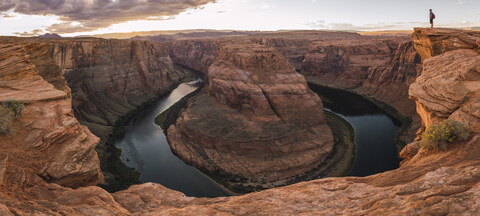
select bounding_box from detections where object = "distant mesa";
[37,33,62,39]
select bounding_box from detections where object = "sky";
[0,0,479,37]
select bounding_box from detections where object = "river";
[116,81,401,198]
[115,80,231,197]
[309,85,401,176]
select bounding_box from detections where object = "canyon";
[166,32,422,145]
[0,28,478,215]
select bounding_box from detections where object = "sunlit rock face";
[410,28,480,132]
[167,41,334,190]
[0,42,103,189]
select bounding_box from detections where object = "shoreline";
[98,68,196,192]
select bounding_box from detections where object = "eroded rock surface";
[410,28,480,133]
[303,36,422,143]
[167,42,334,190]
[50,39,183,157]
[412,27,480,61]
[0,43,103,189]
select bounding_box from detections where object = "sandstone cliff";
[50,39,183,155]
[303,36,422,144]
[410,28,480,133]
[168,39,218,73]
[167,42,334,190]
[301,36,407,87]
[165,31,362,74]
[247,31,362,71]
[0,42,103,190]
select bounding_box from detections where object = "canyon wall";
[0,42,103,191]
[49,39,183,154]
[302,36,422,143]
[168,39,218,73]
[165,31,362,74]
[165,33,421,144]
[167,42,334,190]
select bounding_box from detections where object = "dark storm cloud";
[0,0,217,33]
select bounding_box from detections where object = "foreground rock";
[410,28,480,133]
[167,42,334,190]
[412,27,480,61]
[0,43,103,189]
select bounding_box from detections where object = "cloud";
[0,0,217,34]
[307,20,424,31]
[306,20,326,28]
[13,29,44,36]
[311,0,317,3]
[457,0,466,5]
[2,13,14,17]
[307,20,479,31]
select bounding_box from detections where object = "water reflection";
[115,81,231,198]
[309,84,401,177]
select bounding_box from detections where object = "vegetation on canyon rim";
[0,99,24,134]
[420,119,470,151]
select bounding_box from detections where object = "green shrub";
[0,106,13,135]
[2,99,24,117]
[420,119,470,150]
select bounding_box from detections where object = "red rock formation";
[248,31,362,71]
[48,39,183,156]
[410,28,480,133]
[301,37,406,87]
[165,31,362,75]
[0,43,103,189]
[168,39,218,73]
[167,42,334,189]
[303,36,422,143]
[412,28,480,61]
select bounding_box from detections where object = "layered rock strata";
[165,31,362,74]
[412,27,480,61]
[0,43,103,190]
[302,36,422,143]
[50,39,183,157]
[409,28,480,133]
[167,42,334,189]
[167,34,422,144]
[168,39,218,73]
[301,36,408,87]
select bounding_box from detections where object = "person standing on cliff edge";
[429,9,435,28]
